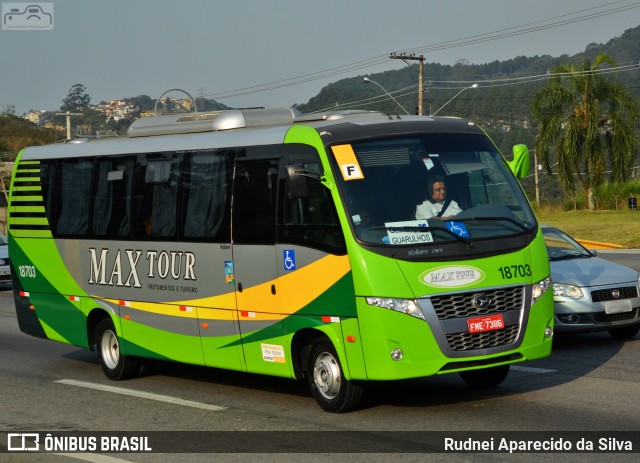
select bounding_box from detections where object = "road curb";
[576,239,625,250]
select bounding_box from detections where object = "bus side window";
[181,150,232,242]
[54,159,92,236]
[133,154,181,240]
[232,159,278,244]
[92,158,134,238]
[279,164,346,254]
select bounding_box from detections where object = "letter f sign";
[340,163,364,180]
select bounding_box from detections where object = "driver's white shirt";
[415,198,462,219]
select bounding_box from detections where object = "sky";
[1,0,639,114]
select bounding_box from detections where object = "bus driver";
[415,175,462,220]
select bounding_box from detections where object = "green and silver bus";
[8,108,553,412]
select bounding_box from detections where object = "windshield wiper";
[455,216,536,236]
[549,253,590,261]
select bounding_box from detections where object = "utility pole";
[534,149,540,206]
[55,111,82,141]
[390,53,425,115]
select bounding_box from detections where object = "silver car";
[0,233,10,285]
[542,225,640,338]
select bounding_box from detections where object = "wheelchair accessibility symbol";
[446,221,469,238]
[283,250,296,271]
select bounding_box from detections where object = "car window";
[542,228,590,259]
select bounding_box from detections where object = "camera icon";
[2,3,53,30]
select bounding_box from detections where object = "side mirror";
[286,164,309,198]
[508,144,530,179]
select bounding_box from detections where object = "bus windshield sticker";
[422,156,435,170]
[384,220,433,245]
[225,260,234,284]
[445,221,469,238]
[420,265,485,288]
[331,144,364,181]
[283,250,296,271]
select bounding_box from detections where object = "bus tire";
[95,318,143,380]
[459,364,510,388]
[307,338,363,413]
[608,325,640,339]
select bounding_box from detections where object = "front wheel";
[95,318,144,380]
[307,338,364,413]
[459,364,510,388]
[608,324,640,339]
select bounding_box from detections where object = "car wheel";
[607,325,640,339]
[459,364,510,388]
[307,337,364,413]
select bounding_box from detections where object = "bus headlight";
[531,277,551,304]
[365,297,425,320]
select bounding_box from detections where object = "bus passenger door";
[177,149,242,371]
[231,159,290,376]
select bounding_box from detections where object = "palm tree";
[531,54,639,209]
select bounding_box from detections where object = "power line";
[401,0,640,56]
[203,0,640,102]
[305,62,640,114]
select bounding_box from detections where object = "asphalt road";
[0,251,639,463]
[596,249,640,272]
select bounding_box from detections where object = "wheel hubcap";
[100,329,120,370]
[313,352,341,400]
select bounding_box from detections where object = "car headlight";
[553,283,584,299]
[365,297,425,320]
[531,277,552,304]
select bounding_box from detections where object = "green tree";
[61,84,91,111]
[531,54,639,209]
[0,114,59,202]
[1,104,16,115]
[128,95,155,111]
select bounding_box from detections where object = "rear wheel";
[95,318,144,380]
[307,338,363,413]
[459,364,510,388]
[608,324,640,339]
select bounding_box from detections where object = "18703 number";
[18,265,37,278]
[498,264,531,279]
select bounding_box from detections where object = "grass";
[535,207,640,248]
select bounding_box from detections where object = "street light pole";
[431,83,479,116]
[363,77,410,115]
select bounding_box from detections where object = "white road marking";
[55,379,227,411]
[55,454,136,463]
[511,365,557,374]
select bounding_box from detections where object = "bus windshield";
[330,133,537,251]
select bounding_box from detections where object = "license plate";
[0,268,9,275]
[604,299,632,314]
[467,314,505,333]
